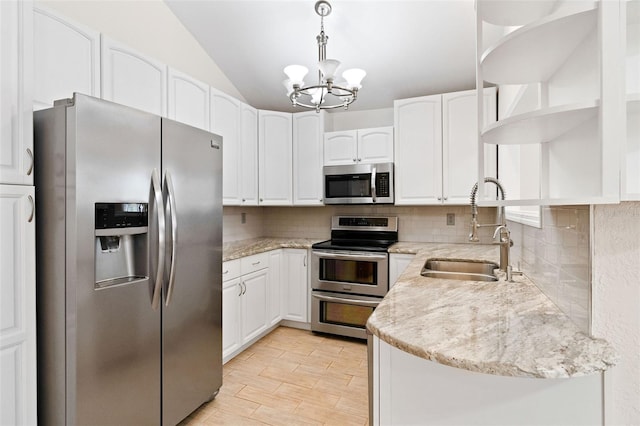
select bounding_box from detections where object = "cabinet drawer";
[241,252,269,275]
[222,259,241,281]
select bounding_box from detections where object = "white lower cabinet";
[389,253,415,289]
[281,249,309,323]
[372,337,603,425]
[222,250,292,363]
[0,185,36,426]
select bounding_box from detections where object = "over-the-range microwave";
[323,162,394,204]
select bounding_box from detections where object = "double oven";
[311,216,397,339]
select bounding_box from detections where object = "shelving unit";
[476,0,624,206]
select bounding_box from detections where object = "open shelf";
[481,7,597,84]
[481,100,599,145]
[476,0,558,26]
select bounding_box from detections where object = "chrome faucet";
[469,178,516,279]
[469,177,507,243]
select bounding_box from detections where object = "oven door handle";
[312,293,380,308]
[312,251,388,261]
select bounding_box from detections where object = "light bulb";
[283,79,294,96]
[342,68,366,89]
[318,59,341,81]
[284,65,309,86]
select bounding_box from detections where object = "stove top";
[312,216,398,253]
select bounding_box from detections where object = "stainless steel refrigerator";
[34,94,223,425]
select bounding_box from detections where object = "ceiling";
[165,0,502,113]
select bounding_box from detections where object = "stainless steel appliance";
[323,162,394,204]
[311,216,398,339]
[34,94,223,426]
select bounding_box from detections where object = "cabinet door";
[293,111,325,205]
[33,6,100,111]
[240,269,268,344]
[282,249,308,323]
[323,130,358,165]
[0,185,36,426]
[222,277,242,362]
[167,68,209,130]
[394,95,442,205]
[0,0,33,186]
[101,35,167,116]
[442,88,497,204]
[211,88,242,205]
[240,104,258,205]
[258,110,292,205]
[389,254,415,289]
[357,127,394,164]
[268,250,282,327]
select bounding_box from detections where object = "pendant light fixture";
[283,0,366,111]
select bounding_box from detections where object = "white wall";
[592,202,640,425]
[37,0,245,101]
[328,107,394,131]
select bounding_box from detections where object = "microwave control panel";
[376,173,390,197]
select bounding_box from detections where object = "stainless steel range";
[311,216,398,339]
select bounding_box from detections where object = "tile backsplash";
[224,204,591,333]
[508,206,590,333]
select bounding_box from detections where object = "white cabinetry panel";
[268,250,282,327]
[222,276,241,362]
[167,68,209,130]
[240,269,268,344]
[282,249,308,323]
[258,110,292,205]
[0,185,36,426]
[357,127,394,163]
[101,35,167,116]
[293,111,325,205]
[240,104,259,205]
[324,130,357,165]
[33,6,99,111]
[211,88,242,205]
[0,0,33,186]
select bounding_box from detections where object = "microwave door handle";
[312,293,380,308]
[371,165,377,202]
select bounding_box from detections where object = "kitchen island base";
[371,337,604,425]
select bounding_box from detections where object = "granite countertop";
[222,237,322,262]
[368,242,618,379]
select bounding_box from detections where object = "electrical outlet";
[241,212,246,224]
[446,213,455,226]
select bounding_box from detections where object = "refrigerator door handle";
[163,170,178,307]
[150,168,165,310]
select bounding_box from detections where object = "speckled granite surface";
[369,243,618,379]
[222,237,322,261]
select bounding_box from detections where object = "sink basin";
[420,258,499,282]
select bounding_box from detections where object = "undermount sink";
[420,258,499,282]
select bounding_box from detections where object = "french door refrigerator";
[34,94,223,425]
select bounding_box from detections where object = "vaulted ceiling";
[166,0,503,112]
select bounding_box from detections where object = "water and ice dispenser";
[94,202,148,289]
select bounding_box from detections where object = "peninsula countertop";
[368,242,618,379]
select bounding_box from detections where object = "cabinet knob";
[352,158,357,162]
[242,198,246,202]
[357,158,361,162]
[437,197,442,201]
[443,196,448,201]
[259,198,263,202]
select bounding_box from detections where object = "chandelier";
[283,0,366,111]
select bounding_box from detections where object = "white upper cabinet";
[211,89,258,206]
[394,95,442,205]
[258,110,293,205]
[0,185,36,426]
[395,89,496,205]
[33,6,100,111]
[1,0,33,186]
[240,103,259,206]
[477,0,622,205]
[357,127,394,163]
[324,127,393,166]
[323,130,358,165]
[442,88,497,204]
[211,88,242,205]
[101,35,167,117]
[167,68,209,130]
[293,111,325,205]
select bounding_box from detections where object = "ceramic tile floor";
[180,326,369,425]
